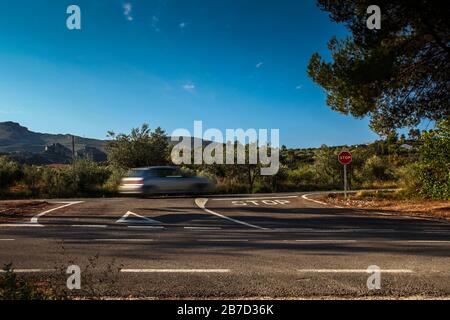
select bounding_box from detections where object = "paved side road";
[0,193,449,298]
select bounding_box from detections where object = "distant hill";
[0,121,106,154]
[0,122,212,164]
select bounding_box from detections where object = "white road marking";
[297,269,414,273]
[326,228,395,233]
[30,201,83,224]
[184,226,222,230]
[272,228,315,232]
[406,240,450,244]
[0,239,15,241]
[273,228,395,233]
[0,223,44,227]
[120,269,230,273]
[70,224,108,228]
[195,198,267,230]
[293,240,357,243]
[212,195,298,201]
[73,239,155,243]
[197,239,249,242]
[301,194,328,205]
[127,226,165,230]
[116,211,162,224]
[0,269,55,273]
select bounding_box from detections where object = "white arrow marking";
[116,211,162,225]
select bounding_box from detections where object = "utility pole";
[71,135,75,165]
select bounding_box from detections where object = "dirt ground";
[321,194,450,221]
[0,200,50,222]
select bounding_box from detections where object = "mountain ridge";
[0,121,106,154]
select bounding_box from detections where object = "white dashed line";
[127,226,165,230]
[406,240,450,244]
[197,239,249,242]
[70,224,108,228]
[293,240,357,243]
[0,223,44,228]
[120,269,230,273]
[0,269,55,273]
[73,239,155,243]
[184,226,222,230]
[297,269,414,273]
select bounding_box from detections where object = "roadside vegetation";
[0,120,448,200]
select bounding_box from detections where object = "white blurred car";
[119,166,215,195]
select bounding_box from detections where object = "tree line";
[0,119,448,199]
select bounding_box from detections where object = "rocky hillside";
[0,121,106,154]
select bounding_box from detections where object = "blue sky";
[0,0,379,148]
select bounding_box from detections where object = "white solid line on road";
[184,226,222,230]
[0,239,15,241]
[71,239,155,243]
[273,228,395,233]
[30,201,83,224]
[195,198,268,230]
[297,269,414,273]
[197,239,249,242]
[120,269,230,273]
[406,240,450,244]
[293,240,357,243]
[70,224,108,228]
[0,269,55,273]
[211,195,298,201]
[301,194,328,205]
[0,223,44,227]
[116,211,162,224]
[127,226,165,229]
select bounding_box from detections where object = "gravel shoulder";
[318,192,450,221]
[0,200,51,222]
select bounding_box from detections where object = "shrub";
[360,155,394,183]
[416,120,450,200]
[71,160,111,193]
[102,166,126,193]
[0,264,55,300]
[0,156,23,192]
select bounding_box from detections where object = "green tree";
[416,119,450,199]
[106,124,170,168]
[308,1,449,135]
[313,145,342,187]
[0,156,22,192]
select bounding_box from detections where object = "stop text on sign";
[338,151,352,165]
[231,199,290,206]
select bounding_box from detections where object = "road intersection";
[1,192,449,298]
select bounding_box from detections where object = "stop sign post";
[338,151,352,198]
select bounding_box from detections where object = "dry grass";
[322,192,450,221]
[0,200,50,222]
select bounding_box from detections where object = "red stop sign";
[338,151,352,165]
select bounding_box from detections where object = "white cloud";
[123,3,133,21]
[256,62,264,68]
[295,85,303,90]
[179,22,187,29]
[152,15,160,32]
[182,83,195,93]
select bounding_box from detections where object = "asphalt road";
[1,192,449,298]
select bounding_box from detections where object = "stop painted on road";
[231,199,291,206]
